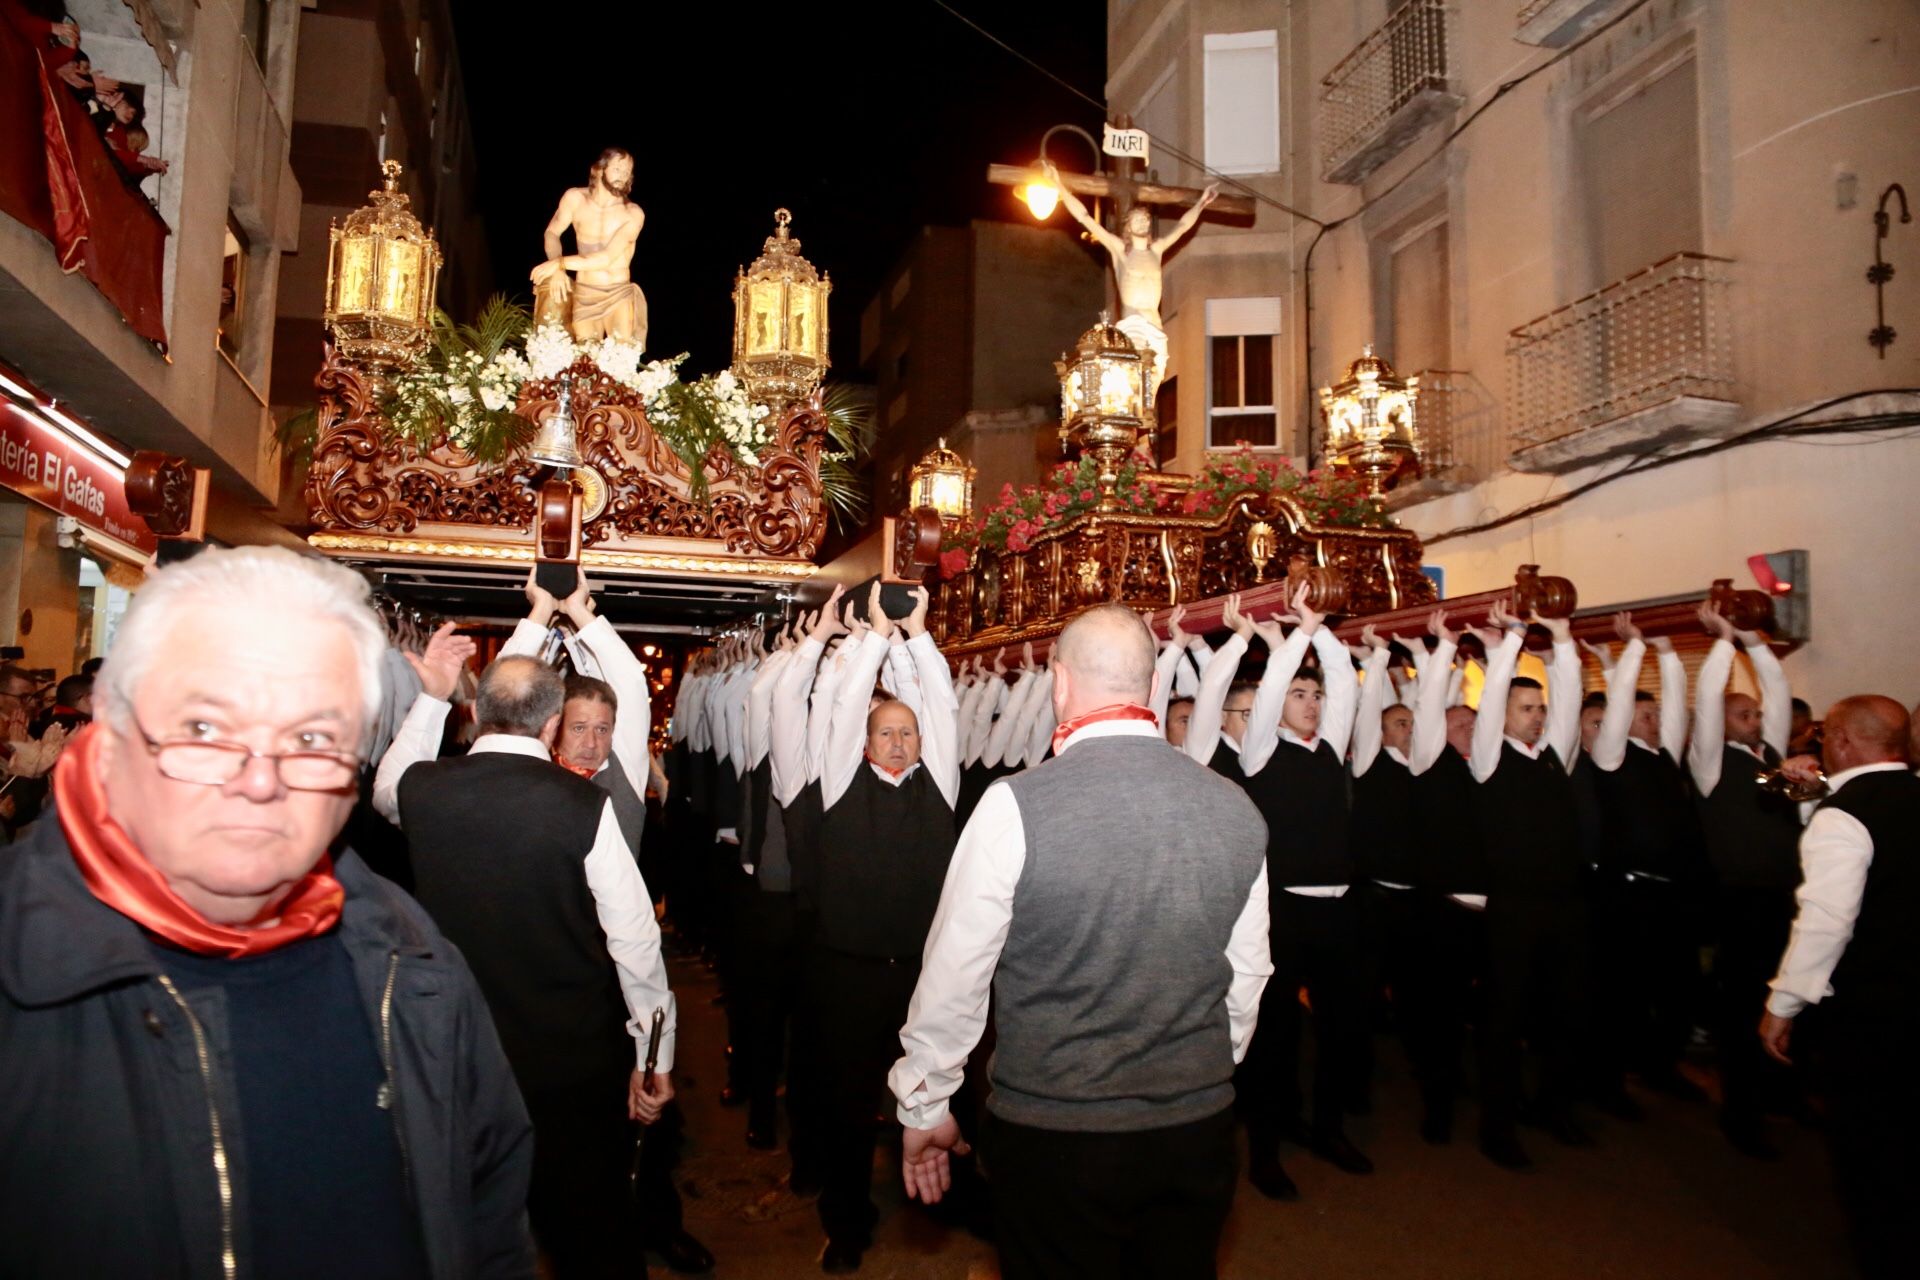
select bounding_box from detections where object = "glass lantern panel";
[1096,360,1139,416]
[334,236,376,314]
[378,239,423,322]
[747,281,784,356]
[787,285,819,358]
[928,471,968,519]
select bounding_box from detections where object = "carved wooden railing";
[931,482,1437,658]
[303,343,832,566]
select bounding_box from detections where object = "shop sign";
[0,401,156,553]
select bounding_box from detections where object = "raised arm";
[805,639,854,784]
[372,622,474,824]
[1149,605,1192,729]
[1022,668,1057,767]
[1348,635,1393,778]
[1538,614,1582,773]
[1591,617,1647,773]
[563,575,653,797]
[1750,631,1791,757]
[902,588,961,807]
[772,636,823,806]
[1151,183,1219,254]
[1184,630,1249,765]
[1409,617,1458,776]
[981,649,1037,769]
[1043,162,1122,255]
[1241,587,1315,777]
[1471,620,1526,783]
[1654,637,1688,761]
[1315,625,1362,763]
[822,624,891,810]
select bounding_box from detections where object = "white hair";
[97,546,388,753]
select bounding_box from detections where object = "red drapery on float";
[0,3,170,349]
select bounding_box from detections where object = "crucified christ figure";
[1043,159,1218,392]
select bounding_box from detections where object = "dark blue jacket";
[0,816,538,1279]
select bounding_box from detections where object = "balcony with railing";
[1320,0,1463,185]
[1507,252,1739,473]
[1515,0,1641,49]
[1386,369,1503,507]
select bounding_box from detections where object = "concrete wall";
[1109,0,1920,708]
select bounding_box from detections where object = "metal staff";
[630,1007,666,1194]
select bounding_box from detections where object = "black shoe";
[1639,1069,1708,1104]
[1248,1154,1300,1201]
[820,1238,865,1274]
[1480,1133,1533,1171]
[1546,1115,1595,1148]
[1590,1089,1645,1123]
[647,1230,715,1275]
[1721,1116,1780,1161]
[1310,1129,1374,1175]
[1420,1112,1453,1146]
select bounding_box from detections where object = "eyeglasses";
[132,715,362,792]
[1223,707,1254,720]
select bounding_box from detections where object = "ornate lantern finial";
[731,208,832,410]
[1318,343,1420,498]
[909,437,976,524]
[1055,313,1147,507]
[323,161,442,371]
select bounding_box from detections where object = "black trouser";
[733,887,801,1125]
[1712,884,1798,1129]
[1592,872,1701,1091]
[522,1070,683,1278]
[1409,894,1487,1128]
[1238,892,1366,1148]
[1359,882,1425,1093]
[1817,1007,1920,1279]
[984,1107,1236,1280]
[794,945,921,1244]
[1479,895,1592,1140]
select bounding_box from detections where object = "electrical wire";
[1420,391,1920,546]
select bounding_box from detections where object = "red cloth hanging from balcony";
[0,2,170,349]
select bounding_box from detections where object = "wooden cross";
[985,118,1257,227]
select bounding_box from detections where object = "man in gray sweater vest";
[889,604,1272,1280]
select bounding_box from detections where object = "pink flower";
[939,548,969,579]
[1006,531,1031,553]
[1078,489,1095,502]
[1180,492,1204,514]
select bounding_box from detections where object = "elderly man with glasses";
[0,547,538,1279]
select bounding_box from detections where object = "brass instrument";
[1756,763,1829,804]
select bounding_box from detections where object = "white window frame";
[1203,30,1281,177]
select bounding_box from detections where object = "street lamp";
[1056,314,1147,507]
[1015,123,1103,224]
[731,208,832,410]
[323,160,441,372]
[908,438,975,524]
[1319,344,1420,498]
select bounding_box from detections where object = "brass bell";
[529,380,583,470]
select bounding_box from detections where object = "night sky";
[450,1,1107,380]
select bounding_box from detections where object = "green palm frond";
[814,382,873,529]
[271,405,320,469]
[456,295,530,360]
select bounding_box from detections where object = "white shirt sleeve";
[746,650,791,769]
[1184,633,1248,765]
[1688,638,1736,796]
[727,662,757,779]
[574,616,653,802]
[1348,647,1393,778]
[822,631,891,809]
[1174,652,1200,698]
[1241,629,1311,777]
[1471,631,1524,783]
[1656,646,1689,763]
[805,643,851,784]
[1024,673,1057,768]
[583,800,677,1071]
[906,632,962,807]
[1316,628,1362,764]
[981,671,1036,770]
[891,782,1025,1129]
[1407,639,1456,776]
[1225,862,1274,1064]
[953,675,981,766]
[1544,638,1582,774]
[771,638,821,807]
[1591,638,1646,773]
[1766,806,1875,1019]
[1753,641,1792,758]
[1187,635,1214,677]
[371,693,451,824]
[1150,639,1185,730]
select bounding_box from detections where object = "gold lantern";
[909,438,975,524]
[731,209,832,409]
[1055,314,1146,507]
[1318,344,1420,498]
[323,160,442,371]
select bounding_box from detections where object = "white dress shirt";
[888,719,1273,1130]
[497,616,653,805]
[821,630,960,811]
[1021,670,1057,767]
[1765,761,1910,1019]
[1182,632,1248,766]
[1470,630,1581,783]
[980,669,1037,770]
[372,720,676,1071]
[1347,647,1396,780]
[1688,636,1793,797]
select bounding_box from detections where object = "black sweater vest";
[1208,740,1245,785]
[1598,744,1704,880]
[1697,744,1803,889]
[1352,752,1420,885]
[1473,742,1586,899]
[1820,770,1920,1017]
[398,751,630,1089]
[1242,738,1353,888]
[1417,748,1489,894]
[816,765,957,958]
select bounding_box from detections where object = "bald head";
[477,655,565,739]
[1053,605,1157,719]
[1823,695,1910,773]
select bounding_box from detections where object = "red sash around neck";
[1052,703,1160,755]
[54,724,345,958]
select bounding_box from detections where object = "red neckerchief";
[865,752,910,779]
[53,725,344,958]
[555,753,597,780]
[1052,703,1160,755]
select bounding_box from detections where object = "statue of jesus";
[531,147,648,348]
[1043,160,1218,392]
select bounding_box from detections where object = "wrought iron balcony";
[1515,0,1641,48]
[1507,253,1739,474]
[1320,0,1463,185]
